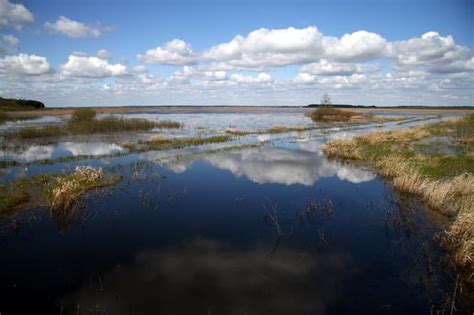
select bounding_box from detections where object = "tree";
[320,93,331,107]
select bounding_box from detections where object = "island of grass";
[6,108,182,139]
[322,114,474,294]
[308,105,405,123]
[0,166,121,216]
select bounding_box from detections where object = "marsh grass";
[128,135,232,152]
[323,114,474,287]
[6,109,182,139]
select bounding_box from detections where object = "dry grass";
[44,166,121,210]
[323,115,474,287]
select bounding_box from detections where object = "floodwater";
[0,109,463,314]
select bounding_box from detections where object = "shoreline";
[4,105,474,118]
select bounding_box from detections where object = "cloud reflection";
[62,239,353,314]
[203,142,375,185]
[0,142,124,162]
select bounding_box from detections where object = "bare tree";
[320,93,332,107]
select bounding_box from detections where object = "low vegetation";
[323,115,474,289]
[5,109,182,139]
[128,135,232,152]
[0,166,120,215]
[308,106,406,123]
[309,106,362,122]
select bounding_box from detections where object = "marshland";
[0,103,473,314]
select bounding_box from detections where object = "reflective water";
[0,109,463,314]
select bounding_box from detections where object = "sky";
[0,0,473,107]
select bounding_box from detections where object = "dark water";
[0,137,455,315]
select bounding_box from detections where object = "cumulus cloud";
[0,0,34,30]
[0,34,19,53]
[137,39,197,65]
[322,30,387,62]
[389,32,474,74]
[45,16,108,38]
[0,53,50,76]
[60,54,128,78]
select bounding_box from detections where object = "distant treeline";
[307,104,473,109]
[0,97,45,111]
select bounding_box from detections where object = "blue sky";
[0,0,473,106]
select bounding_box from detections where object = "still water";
[0,109,458,314]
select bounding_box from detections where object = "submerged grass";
[323,114,474,289]
[5,109,182,139]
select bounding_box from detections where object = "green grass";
[131,135,232,152]
[11,125,64,139]
[418,154,474,178]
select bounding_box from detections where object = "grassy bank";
[6,109,182,139]
[322,115,474,291]
[0,166,120,215]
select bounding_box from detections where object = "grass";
[5,109,182,139]
[44,166,120,210]
[128,135,232,152]
[0,167,121,215]
[308,106,362,122]
[322,114,474,288]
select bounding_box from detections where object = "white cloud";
[230,72,272,83]
[97,49,111,59]
[45,16,108,38]
[137,39,197,65]
[389,32,474,74]
[0,34,19,53]
[0,0,34,30]
[322,31,387,62]
[0,53,50,76]
[60,55,128,78]
[294,72,316,84]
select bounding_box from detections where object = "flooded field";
[0,108,468,314]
